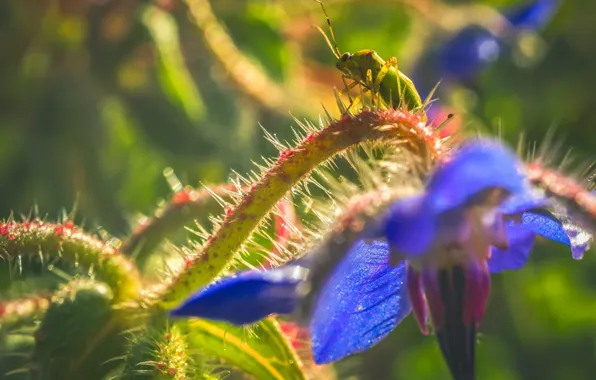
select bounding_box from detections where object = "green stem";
[527,162,596,233]
[0,221,141,302]
[158,108,443,307]
[121,316,192,379]
[121,184,236,260]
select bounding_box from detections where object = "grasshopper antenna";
[314,0,341,59]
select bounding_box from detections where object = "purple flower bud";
[505,0,560,31]
[438,26,501,83]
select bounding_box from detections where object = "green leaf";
[142,5,206,122]
[186,318,306,380]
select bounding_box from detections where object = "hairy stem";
[527,163,596,232]
[0,221,141,302]
[121,184,236,260]
[158,108,443,307]
[121,317,192,379]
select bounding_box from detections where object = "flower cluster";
[415,0,560,97]
[170,138,591,379]
[413,0,560,130]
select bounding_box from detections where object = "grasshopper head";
[315,2,377,84]
[335,52,361,80]
[336,50,378,82]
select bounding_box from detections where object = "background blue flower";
[413,0,561,123]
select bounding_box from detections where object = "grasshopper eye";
[340,53,351,61]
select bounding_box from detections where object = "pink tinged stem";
[406,265,428,335]
[421,268,445,331]
[463,260,491,327]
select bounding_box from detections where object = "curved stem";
[527,163,596,232]
[121,184,237,260]
[158,108,443,307]
[0,221,141,302]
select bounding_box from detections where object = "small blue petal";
[170,265,305,325]
[519,210,592,259]
[505,0,560,31]
[499,192,548,215]
[310,240,411,364]
[488,223,536,272]
[383,195,436,256]
[426,139,529,213]
[521,210,570,245]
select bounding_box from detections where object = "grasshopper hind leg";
[388,57,403,109]
[370,57,400,109]
[377,57,402,109]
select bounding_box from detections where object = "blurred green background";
[0,0,594,379]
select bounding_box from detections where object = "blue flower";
[413,0,560,100]
[307,139,591,376]
[169,138,591,379]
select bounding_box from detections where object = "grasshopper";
[315,1,424,114]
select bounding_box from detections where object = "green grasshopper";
[315,1,424,114]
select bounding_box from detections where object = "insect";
[315,1,424,114]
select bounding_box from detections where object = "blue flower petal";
[488,223,536,272]
[521,210,569,245]
[505,0,560,31]
[310,240,411,364]
[383,195,436,256]
[170,265,305,325]
[519,210,592,259]
[426,139,529,213]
